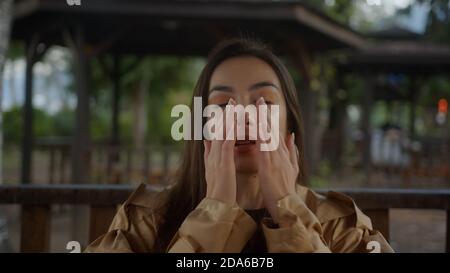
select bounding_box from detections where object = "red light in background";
[438,98,448,114]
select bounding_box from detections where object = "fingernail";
[228,98,236,105]
[257,97,265,105]
[292,132,295,144]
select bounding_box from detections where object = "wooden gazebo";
[11,0,365,184]
[4,1,450,253]
[337,39,450,178]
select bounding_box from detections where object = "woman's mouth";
[235,140,256,146]
[234,140,256,154]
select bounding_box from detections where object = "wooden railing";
[32,141,179,185]
[0,184,449,252]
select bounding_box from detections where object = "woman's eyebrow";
[209,85,233,93]
[248,81,280,91]
[209,81,279,93]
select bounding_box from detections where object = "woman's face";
[208,56,288,173]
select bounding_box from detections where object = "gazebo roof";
[11,0,365,56]
[339,40,450,74]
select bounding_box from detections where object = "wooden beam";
[35,1,300,21]
[1,185,449,208]
[13,0,39,19]
[293,6,365,49]
[89,30,125,58]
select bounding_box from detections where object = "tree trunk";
[132,74,149,149]
[0,0,13,184]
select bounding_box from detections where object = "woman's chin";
[235,157,259,173]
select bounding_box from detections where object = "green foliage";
[419,75,450,106]
[397,0,450,42]
[6,40,24,60]
[3,106,72,144]
[420,0,450,43]
[309,160,332,188]
[303,0,356,26]
[3,107,22,143]
[87,55,205,145]
[5,1,450,147]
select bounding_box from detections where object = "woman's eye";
[253,99,273,105]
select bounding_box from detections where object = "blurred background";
[0,0,448,253]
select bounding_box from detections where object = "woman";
[86,39,393,253]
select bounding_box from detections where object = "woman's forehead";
[209,56,280,89]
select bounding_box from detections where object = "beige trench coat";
[85,183,393,253]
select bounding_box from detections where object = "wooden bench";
[0,184,448,252]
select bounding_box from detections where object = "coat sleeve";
[261,194,331,253]
[167,198,257,253]
[84,203,158,253]
[325,208,394,253]
[260,194,394,253]
[85,197,257,253]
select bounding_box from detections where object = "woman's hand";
[203,99,237,205]
[256,97,299,225]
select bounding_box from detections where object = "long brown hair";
[156,38,307,251]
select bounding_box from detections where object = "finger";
[286,133,297,166]
[210,115,224,160]
[256,97,271,164]
[267,125,283,163]
[257,97,270,143]
[266,105,281,154]
[203,140,211,159]
[222,98,237,157]
[247,107,258,141]
[278,125,291,155]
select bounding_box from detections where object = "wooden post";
[21,36,48,184]
[88,205,117,243]
[144,148,150,183]
[362,73,374,180]
[111,54,121,148]
[163,148,170,181]
[288,38,317,176]
[107,54,121,183]
[64,25,92,248]
[409,78,418,139]
[326,69,346,166]
[127,148,133,183]
[49,147,55,184]
[447,209,450,253]
[364,208,390,242]
[20,36,38,184]
[20,204,51,252]
[0,0,13,185]
[71,26,91,185]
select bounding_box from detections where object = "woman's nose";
[233,97,255,127]
[234,94,252,107]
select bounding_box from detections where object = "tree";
[0,0,13,184]
[397,0,450,42]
